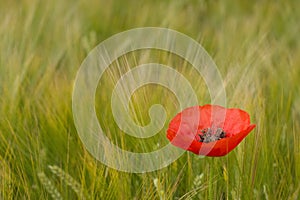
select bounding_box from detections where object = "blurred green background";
[0,0,299,199]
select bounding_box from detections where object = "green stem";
[208,163,213,200]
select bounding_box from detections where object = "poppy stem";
[208,165,213,200]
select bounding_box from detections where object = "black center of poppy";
[198,128,226,143]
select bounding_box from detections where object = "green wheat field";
[1,0,299,199]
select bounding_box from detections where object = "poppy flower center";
[198,127,226,143]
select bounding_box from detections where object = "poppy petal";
[223,109,252,136]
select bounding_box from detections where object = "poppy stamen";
[198,127,226,143]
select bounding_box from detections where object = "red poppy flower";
[166,105,256,157]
